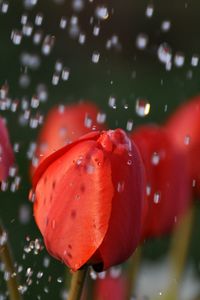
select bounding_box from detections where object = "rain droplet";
[78,32,86,44]
[145,3,154,18]
[72,0,84,12]
[146,184,151,196]
[95,6,109,20]
[60,16,67,29]
[174,52,185,67]
[161,20,171,32]
[126,119,134,131]
[0,1,9,14]
[52,72,60,86]
[154,192,161,204]
[42,35,55,55]
[21,13,28,25]
[96,112,106,124]
[157,43,172,65]
[184,135,191,145]
[135,98,150,117]
[61,68,70,81]
[93,25,100,36]
[35,13,43,26]
[11,30,23,45]
[108,96,116,108]
[117,181,125,193]
[91,51,100,63]
[22,22,33,36]
[191,54,199,67]
[33,30,43,44]
[136,33,148,50]
[84,114,92,128]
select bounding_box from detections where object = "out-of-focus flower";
[166,95,200,196]
[131,125,191,239]
[0,117,14,181]
[30,101,106,176]
[32,129,145,271]
[93,273,127,300]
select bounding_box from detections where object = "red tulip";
[32,129,145,271]
[30,101,106,177]
[94,273,127,300]
[166,95,200,195]
[131,125,191,239]
[0,117,14,181]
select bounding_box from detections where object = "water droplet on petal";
[154,192,161,204]
[151,152,160,165]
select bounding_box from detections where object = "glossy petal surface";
[97,129,145,269]
[34,138,113,270]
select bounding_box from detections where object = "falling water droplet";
[157,43,172,65]
[135,33,149,50]
[135,98,150,117]
[95,6,109,20]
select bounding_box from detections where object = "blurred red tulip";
[131,125,191,239]
[32,129,145,271]
[0,117,14,181]
[94,273,127,300]
[30,101,106,177]
[166,95,200,196]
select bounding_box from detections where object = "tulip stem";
[0,224,21,300]
[67,266,88,300]
[126,247,141,300]
[156,206,194,300]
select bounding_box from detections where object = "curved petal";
[33,131,100,188]
[97,129,145,269]
[34,139,113,271]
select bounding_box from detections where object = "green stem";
[67,267,88,300]
[0,224,21,300]
[126,247,141,300]
[156,206,194,300]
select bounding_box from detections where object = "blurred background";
[1,0,200,299]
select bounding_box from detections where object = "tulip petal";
[0,118,14,181]
[33,131,100,188]
[96,130,144,269]
[34,139,113,271]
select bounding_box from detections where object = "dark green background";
[1,0,200,299]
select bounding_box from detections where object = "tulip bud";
[32,129,145,271]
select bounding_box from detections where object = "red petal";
[132,125,191,239]
[34,139,113,270]
[166,95,200,195]
[94,275,127,300]
[0,118,14,181]
[97,129,145,269]
[33,131,100,188]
